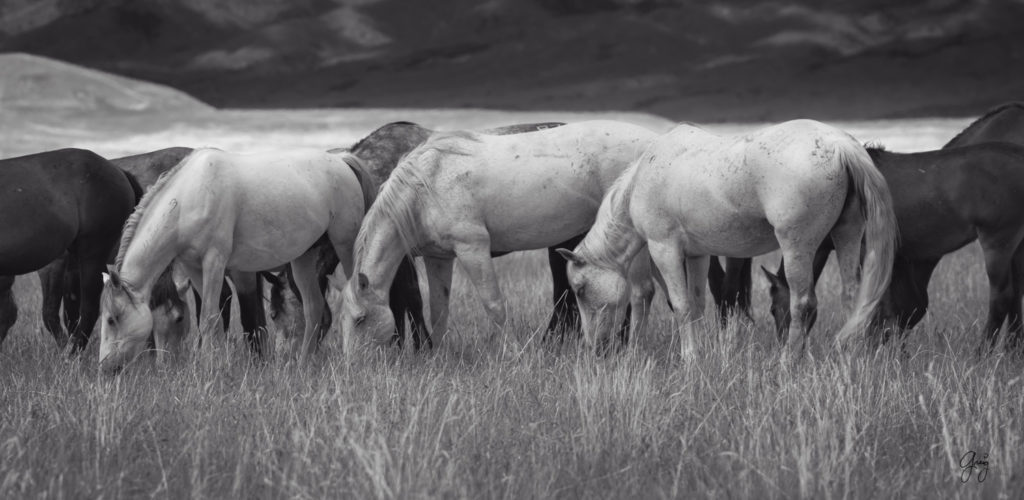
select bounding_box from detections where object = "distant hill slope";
[1,0,1022,121]
[0,52,211,112]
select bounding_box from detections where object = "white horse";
[98,148,368,373]
[558,120,898,360]
[339,120,659,347]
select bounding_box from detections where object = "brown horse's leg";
[722,257,753,321]
[545,233,586,342]
[231,271,267,359]
[390,256,431,350]
[0,276,16,348]
[68,244,109,353]
[62,254,81,335]
[979,233,1021,353]
[1005,245,1024,354]
[192,281,233,332]
[707,256,726,324]
[38,257,69,347]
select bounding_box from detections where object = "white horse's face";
[340,272,395,347]
[99,273,153,375]
[559,250,630,351]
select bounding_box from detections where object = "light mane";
[354,131,480,261]
[577,159,642,270]
[115,149,204,269]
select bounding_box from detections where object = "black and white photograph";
[0,0,1022,498]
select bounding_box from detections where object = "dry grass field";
[0,109,1021,499]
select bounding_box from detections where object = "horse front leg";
[423,256,454,345]
[623,247,656,346]
[454,238,508,335]
[199,252,228,341]
[647,241,704,362]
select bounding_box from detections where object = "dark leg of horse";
[615,304,633,347]
[545,234,586,342]
[884,257,940,345]
[232,272,267,359]
[389,256,432,350]
[0,276,16,347]
[720,257,753,322]
[979,234,1020,353]
[1005,245,1024,354]
[38,258,69,347]
[707,257,726,323]
[192,281,233,331]
[67,244,110,353]
[62,253,81,335]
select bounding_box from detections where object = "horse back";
[110,147,194,189]
[945,102,1024,148]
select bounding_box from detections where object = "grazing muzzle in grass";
[558,249,630,353]
[341,272,396,347]
[99,270,153,375]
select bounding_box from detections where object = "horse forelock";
[115,149,202,269]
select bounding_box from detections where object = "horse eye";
[175,316,183,324]
[106,317,116,326]
[575,286,585,299]
[355,314,366,326]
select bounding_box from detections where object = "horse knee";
[484,300,507,326]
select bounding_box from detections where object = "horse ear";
[556,248,586,266]
[104,267,121,287]
[102,272,111,285]
[761,265,781,289]
[175,281,190,297]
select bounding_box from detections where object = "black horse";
[0,149,139,350]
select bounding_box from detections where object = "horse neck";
[580,172,645,270]
[357,216,409,296]
[119,200,181,301]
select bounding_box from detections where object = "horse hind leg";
[292,248,328,359]
[1000,241,1024,354]
[545,233,586,342]
[230,271,267,359]
[978,231,1024,353]
[776,240,819,362]
[390,256,431,350]
[67,243,111,353]
[0,276,16,348]
[38,258,69,347]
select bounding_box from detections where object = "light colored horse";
[339,120,658,347]
[98,148,367,373]
[558,120,898,361]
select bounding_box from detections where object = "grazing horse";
[559,120,898,360]
[338,121,658,348]
[34,148,196,345]
[271,120,631,347]
[763,143,1024,353]
[98,148,368,373]
[0,149,138,350]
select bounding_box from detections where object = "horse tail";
[834,140,899,345]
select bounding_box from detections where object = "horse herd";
[2,103,1023,373]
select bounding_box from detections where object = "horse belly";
[0,201,77,274]
[674,213,778,257]
[483,193,596,252]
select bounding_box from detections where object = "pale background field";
[0,108,1020,499]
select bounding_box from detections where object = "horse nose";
[99,359,123,376]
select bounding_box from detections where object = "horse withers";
[559,120,898,361]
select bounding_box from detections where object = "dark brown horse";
[0,149,139,350]
[762,143,1024,352]
[945,102,1024,148]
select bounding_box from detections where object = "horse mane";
[115,149,204,269]
[577,160,642,270]
[355,131,480,260]
[944,102,1024,148]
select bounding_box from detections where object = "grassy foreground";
[0,245,1021,499]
